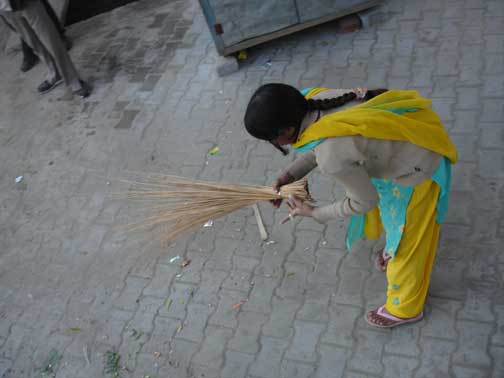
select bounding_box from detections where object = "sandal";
[374,249,390,272]
[365,305,423,329]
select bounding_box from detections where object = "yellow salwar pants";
[365,179,441,318]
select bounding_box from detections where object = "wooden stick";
[252,204,268,241]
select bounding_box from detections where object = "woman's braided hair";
[306,88,388,111]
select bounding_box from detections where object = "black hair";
[244,83,388,154]
[244,83,308,141]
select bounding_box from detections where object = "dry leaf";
[181,259,191,268]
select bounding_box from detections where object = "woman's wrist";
[278,171,295,185]
[306,206,314,217]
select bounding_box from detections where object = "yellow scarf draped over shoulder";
[293,89,458,163]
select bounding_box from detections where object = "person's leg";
[41,0,65,35]
[0,13,21,41]
[22,1,83,92]
[13,15,61,87]
[20,38,39,72]
[42,0,72,51]
[366,179,441,327]
[1,10,59,82]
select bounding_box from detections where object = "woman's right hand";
[271,172,295,208]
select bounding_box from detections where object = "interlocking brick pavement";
[1,0,503,377]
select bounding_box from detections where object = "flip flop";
[365,305,423,329]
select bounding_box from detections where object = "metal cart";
[198,0,383,56]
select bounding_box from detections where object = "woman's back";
[311,89,443,186]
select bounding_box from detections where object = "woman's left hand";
[281,195,314,224]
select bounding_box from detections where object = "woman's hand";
[281,195,314,224]
[271,172,295,208]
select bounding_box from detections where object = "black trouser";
[21,0,65,61]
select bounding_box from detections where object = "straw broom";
[115,174,312,245]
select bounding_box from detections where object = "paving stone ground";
[0,0,503,377]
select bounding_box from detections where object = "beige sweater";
[282,89,443,223]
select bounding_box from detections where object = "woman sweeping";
[244,84,457,328]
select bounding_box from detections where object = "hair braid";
[364,88,389,100]
[306,92,356,111]
[306,88,389,111]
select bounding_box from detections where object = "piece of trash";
[237,50,248,60]
[286,272,296,278]
[130,329,144,340]
[321,240,328,246]
[104,351,120,376]
[15,176,23,183]
[208,146,220,155]
[69,327,81,332]
[175,274,182,278]
[261,59,272,68]
[169,255,181,263]
[83,344,91,365]
[181,259,191,268]
[40,349,62,377]
[153,352,161,358]
[232,299,248,310]
[203,220,213,228]
[265,240,276,245]
[165,298,173,311]
[176,324,183,333]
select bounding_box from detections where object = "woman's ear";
[284,126,297,138]
[287,126,300,143]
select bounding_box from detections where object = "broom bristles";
[115,175,312,245]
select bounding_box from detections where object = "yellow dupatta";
[293,89,457,163]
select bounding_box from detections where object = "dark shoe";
[74,80,92,98]
[20,54,39,72]
[37,77,63,94]
[20,39,39,72]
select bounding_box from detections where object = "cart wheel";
[337,14,362,33]
[357,6,385,29]
[237,50,248,61]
